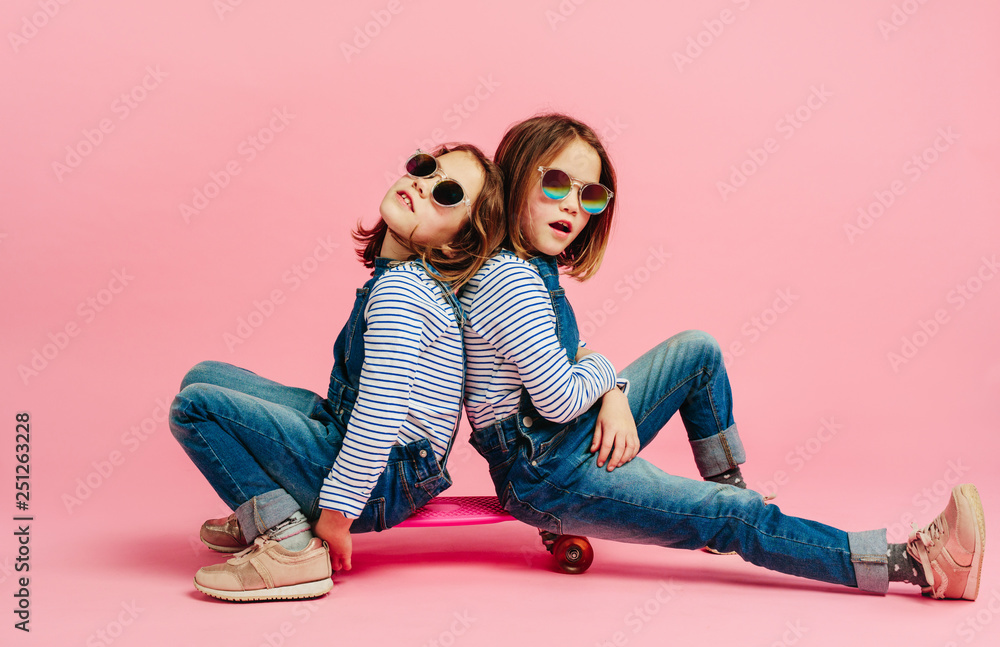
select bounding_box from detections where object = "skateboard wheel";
[552,535,593,574]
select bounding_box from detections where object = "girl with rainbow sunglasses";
[459,114,985,600]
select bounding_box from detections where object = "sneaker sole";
[959,484,986,601]
[194,577,333,602]
[200,537,249,553]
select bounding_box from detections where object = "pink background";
[3,1,999,645]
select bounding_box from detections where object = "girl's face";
[522,137,601,258]
[379,150,485,260]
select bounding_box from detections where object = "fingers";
[597,429,616,468]
[590,424,603,454]
[606,438,626,471]
[606,431,640,471]
[330,550,352,572]
[624,431,639,463]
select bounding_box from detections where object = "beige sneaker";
[907,483,986,600]
[194,537,333,602]
[200,513,250,553]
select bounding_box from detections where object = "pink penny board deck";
[396,496,514,528]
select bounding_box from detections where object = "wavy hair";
[494,113,617,280]
[353,144,505,287]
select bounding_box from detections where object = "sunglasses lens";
[406,153,437,178]
[432,180,465,207]
[541,169,571,200]
[580,183,610,214]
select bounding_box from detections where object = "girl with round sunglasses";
[170,144,504,602]
[459,114,985,600]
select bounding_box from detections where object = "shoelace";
[906,516,946,597]
[230,536,271,562]
[911,515,944,550]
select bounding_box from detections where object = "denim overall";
[468,254,889,593]
[170,258,464,537]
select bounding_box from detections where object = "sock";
[887,543,929,587]
[266,511,315,552]
[705,466,747,489]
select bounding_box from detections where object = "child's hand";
[315,509,354,571]
[591,388,639,471]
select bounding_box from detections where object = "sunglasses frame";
[537,166,614,215]
[405,150,472,210]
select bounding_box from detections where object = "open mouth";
[397,191,414,212]
[550,221,571,234]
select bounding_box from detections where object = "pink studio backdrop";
[2,1,999,646]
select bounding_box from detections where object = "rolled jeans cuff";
[848,529,889,595]
[690,424,746,478]
[235,488,301,542]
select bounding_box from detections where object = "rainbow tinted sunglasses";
[537,167,614,215]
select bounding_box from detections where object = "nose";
[412,172,443,201]
[560,187,581,216]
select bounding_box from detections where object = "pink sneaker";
[907,484,986,600]
[200,513,250,553]
[194,537,333,602]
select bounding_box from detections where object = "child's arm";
[470,257,617,423]
[316,271,445,563]
[314,509,354,571]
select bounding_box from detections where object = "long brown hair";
[494,114,616,281]
[353,144,505,287]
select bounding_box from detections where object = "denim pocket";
[470,423,510,463]
[411,439,450,501]
[532,425,570,464]
[366,440,452,530]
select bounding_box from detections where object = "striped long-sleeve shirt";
[460,254,618,430]
[319,264,464,518]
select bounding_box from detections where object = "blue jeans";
[170,361,448,537]
[621,330,745,477]
[471,331,889,594]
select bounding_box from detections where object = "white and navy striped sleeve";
[468,258,616,424]
[319,270,435,517]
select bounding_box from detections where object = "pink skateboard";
[396,495,594,574]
